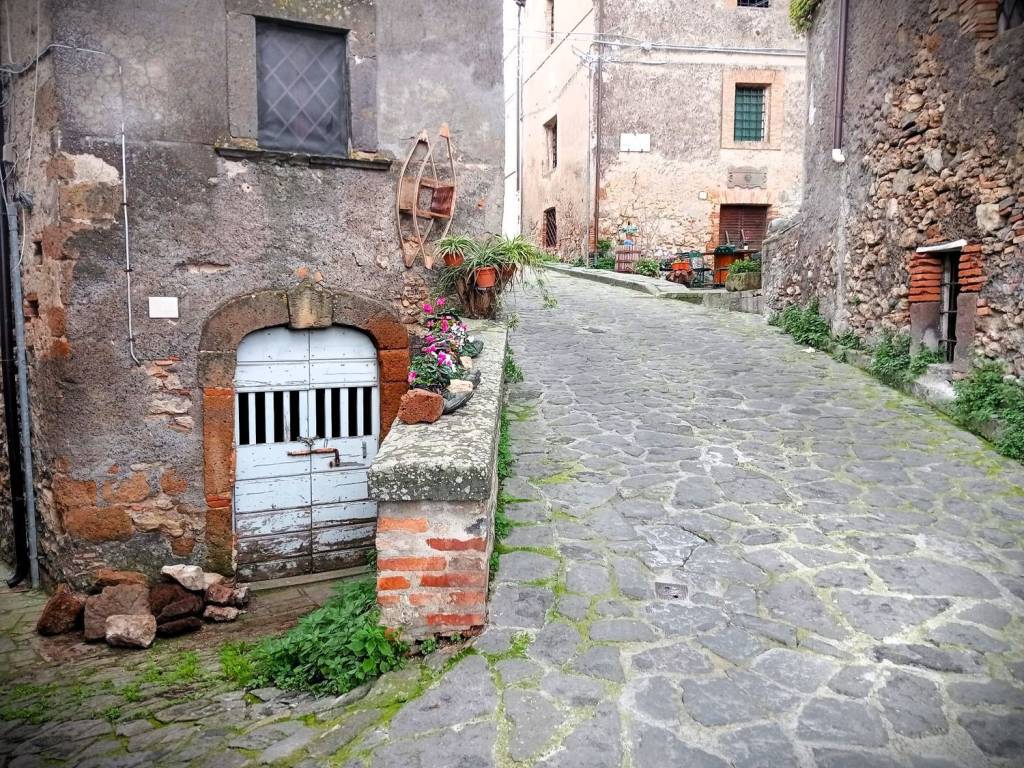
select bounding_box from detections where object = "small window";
[543,207,557,249]
[546,0,556,46]
[999,0,1023,31]
[738,0,771,7]
[734,85,767,142]
[544,116,558,171]
[256,20,350,155]
[940,253,961,363]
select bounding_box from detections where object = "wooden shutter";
[718,205,769,250]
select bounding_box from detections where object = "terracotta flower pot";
[500,264,517,281]
[474,266,498,289]
[443,251,464,268]
[671,262,687,272]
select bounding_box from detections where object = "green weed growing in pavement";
[503,348,524,384]
[870,332,942,388]
[770,299,833,351]
[953,362,1024,463]
[222,580,407,696]
[418,637,439,656]
[833,330,864,350]
[99,705,122,723]
[139,651,202,686]
[120,682,142,703]
[491,406,516,581]
[219,642,256,688]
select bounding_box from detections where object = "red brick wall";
[375,501,492,637]
[908,244,986,306]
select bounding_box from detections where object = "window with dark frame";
[544,116,558,171]
[546,0,556,45]
[734,85,767,142]
[256,20,351,156]
[940,253,961,363]
[998,0,1023,31]
[738,0,771,7]
[543,207,558,249]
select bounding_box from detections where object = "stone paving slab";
[3,274,1024,766]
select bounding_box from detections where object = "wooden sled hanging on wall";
[396,124,457,269]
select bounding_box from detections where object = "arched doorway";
[198,282,410,577]
[234,326,380,580]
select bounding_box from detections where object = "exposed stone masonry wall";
[766,0,1024,375]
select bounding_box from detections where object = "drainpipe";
[0,186,31,588]
[831,0,850,164]
[5,197,39,587]
[592,0,604,255]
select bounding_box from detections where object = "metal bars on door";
[237,386,374,446]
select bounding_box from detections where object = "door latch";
[288,446,341,466]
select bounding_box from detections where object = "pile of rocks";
[35,565,249,649]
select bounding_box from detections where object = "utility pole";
[515,0,525,235]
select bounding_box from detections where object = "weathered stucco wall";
[773,0,1024,374]
[1,0,504,585]
[519,0,806,261]
[520,0,596,259]
[595,0,805,256]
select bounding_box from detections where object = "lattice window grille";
[734,86,767,142]
[256,21,349,155]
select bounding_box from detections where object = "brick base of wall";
[375,491,495,639]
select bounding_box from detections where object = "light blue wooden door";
[233,326,379,580]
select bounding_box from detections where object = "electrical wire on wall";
[0,32,142,366]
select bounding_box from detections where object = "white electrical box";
[619,133,651,153]
[148,296,179,319]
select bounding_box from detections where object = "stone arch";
[197,280,409,572]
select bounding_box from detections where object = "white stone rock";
[976,203,1003,233]
[161,564,206,591]
[105,614,156,649]
[204,605,241,622]
[449,379,475,396]
[203,571,225,589]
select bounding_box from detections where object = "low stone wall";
[760,214,808,314]
[368,321,508,639]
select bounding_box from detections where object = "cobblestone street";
[3,273,1024,767]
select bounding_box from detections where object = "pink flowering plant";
[421,297,477,358]
[407,298,468,392]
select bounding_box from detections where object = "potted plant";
[435,235,475,269]
[724,257,762,292]
[492,235,544,287]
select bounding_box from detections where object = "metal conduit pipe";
[120,119,140,367]
[5,197,39,587]
[832,0,851,163]
[0,181,31,588]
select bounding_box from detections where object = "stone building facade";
[517,0,806,260]
[0,0,504,587]
[763,0,1024,375]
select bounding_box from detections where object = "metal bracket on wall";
[396,124,458,269]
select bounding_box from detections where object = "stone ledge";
[214,145,394,171]
[368,321,508,502]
